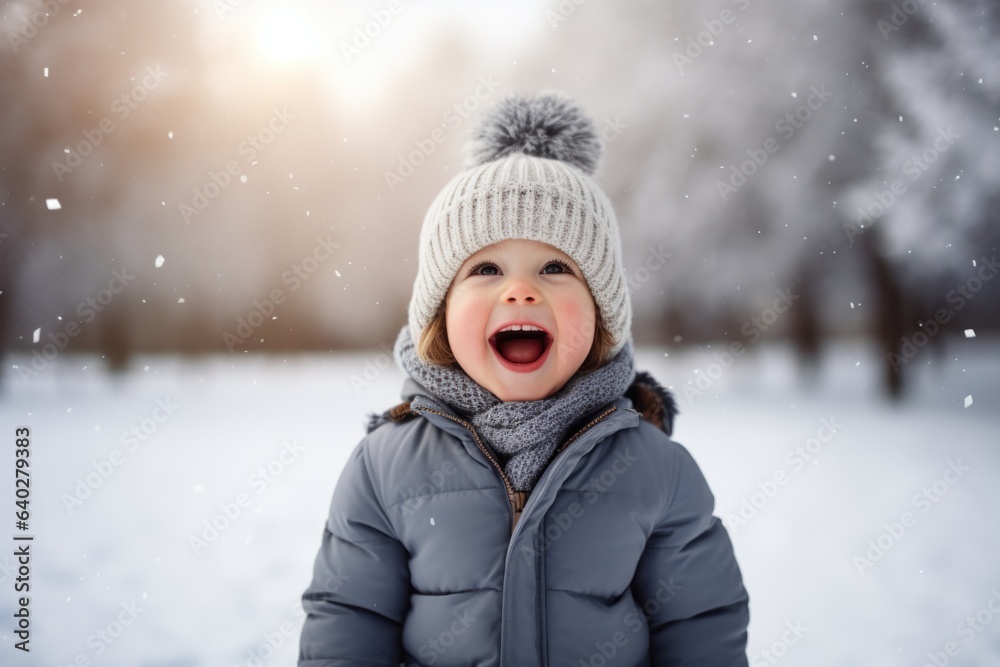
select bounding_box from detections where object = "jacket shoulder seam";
[558,488,659,504]
[385,485,506,512]
[324,524,397,546]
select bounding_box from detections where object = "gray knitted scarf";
[393,324,636,492]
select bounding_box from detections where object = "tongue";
[497,337,545,364]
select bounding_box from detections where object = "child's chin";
[497,389,548,402]
[490,377,558,402]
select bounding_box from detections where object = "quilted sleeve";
[298,437,412,666]
[630,442,750,666]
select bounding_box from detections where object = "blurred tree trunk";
[858,230,906,399]
[0,250,15,396]
[99,304,132,374]
[790,263,822,386]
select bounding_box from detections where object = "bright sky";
[195,0,547,108]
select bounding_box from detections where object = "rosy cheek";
[446,299,485,357]
[555,295,596,353]
[560,292,595,323]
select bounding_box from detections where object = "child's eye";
[467,260,500,276]
[542,259,574,274]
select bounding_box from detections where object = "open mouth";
[489,325,553,366]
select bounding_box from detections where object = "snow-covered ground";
[0,336,997,666]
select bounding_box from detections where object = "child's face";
[445,238,596,402]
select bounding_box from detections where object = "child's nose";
[502,276,540,304]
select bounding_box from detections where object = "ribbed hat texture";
[407,92,631,362]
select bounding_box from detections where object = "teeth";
[498,324,544,333]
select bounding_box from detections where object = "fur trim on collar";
[624,370,678,436]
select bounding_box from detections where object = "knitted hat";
[407,91,632,362]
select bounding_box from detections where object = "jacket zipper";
[548,405,618,463]
[410,405,618,537]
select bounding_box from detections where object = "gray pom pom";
[466,92,602,175]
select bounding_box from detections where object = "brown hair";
[416,302,615,374]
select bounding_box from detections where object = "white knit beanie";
[407,91,632,362]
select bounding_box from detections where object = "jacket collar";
[369,371,678,438]
[623,370,678,436]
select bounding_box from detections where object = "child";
[298,92,750,666]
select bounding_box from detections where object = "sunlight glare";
[254,7,322,64]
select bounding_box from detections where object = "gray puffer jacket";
[298,371,749,666]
